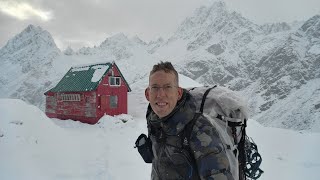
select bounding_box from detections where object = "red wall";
[46,91,99,124]
[96,65,128,118]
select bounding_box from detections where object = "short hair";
[150,61,179,85]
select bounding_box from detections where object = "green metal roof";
[47,62,131,93]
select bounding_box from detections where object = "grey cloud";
[1,0,320,50]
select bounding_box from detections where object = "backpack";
[182,86,263,180]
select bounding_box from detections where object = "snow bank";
[1,97,320,180]
[0,98,150,180]
[247,120,320,180]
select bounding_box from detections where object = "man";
[144,61,234,180]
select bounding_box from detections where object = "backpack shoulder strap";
[199,85,217,114]
[182,112,201,148]
[181,86,217,154]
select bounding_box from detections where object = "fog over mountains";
[1,1,319,132]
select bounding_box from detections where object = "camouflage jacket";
[147,89,234,180]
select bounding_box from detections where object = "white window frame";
[61,94,81,101]
[109,76,121,86]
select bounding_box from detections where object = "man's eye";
[164,85,172,89]
[150,85,174,93]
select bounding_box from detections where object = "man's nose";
[156,87,166,97]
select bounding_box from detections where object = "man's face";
[145,70,182,118]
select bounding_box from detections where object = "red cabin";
[44,62,131,124]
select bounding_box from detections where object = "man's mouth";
[156,102,167,107]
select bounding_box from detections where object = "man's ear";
[145,88,150,101]
[177,87,183,100]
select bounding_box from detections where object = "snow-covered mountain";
[155,1,262,87]
[239,15,320,130]
[0,25,60,108]
[76,33,146,59]
[0,1,319,132]
[151,1,320,131]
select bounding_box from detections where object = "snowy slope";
[0,99,150,180]
[247,120,320,180]
[252,78,320,132]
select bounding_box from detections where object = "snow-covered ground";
[1,84,320,180]
[0,98,150,180]
[1,72,320,180]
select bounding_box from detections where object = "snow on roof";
[91,64,110,82]
[71,66,90,72]
[70,63,111,83]
[71,61,112,68]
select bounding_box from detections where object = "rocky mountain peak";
[0,25,61,109]
[300,14,320,38]
[0,24,60,57]
[24,24,41,34]
[194,1,227,18]
[131,35,147,46]
[173,0,260,46]
[174,1,228,37]
[99,33,131,48]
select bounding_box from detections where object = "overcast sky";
[1,0,320,50]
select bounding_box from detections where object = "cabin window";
[61,94,81,101]
[110,95,118,108]
[109,77,121,86]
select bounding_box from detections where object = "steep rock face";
[174,1,261,52]
[147,37,164,54]
[158,1,262,91]
[261,22,292,34]
[174,1,230,40]
[153,2,320,131]
[243,16,320,112]
[253,78,320,132]
[0,25,61,109]
[234,17,319,130]
[300,15,320,38]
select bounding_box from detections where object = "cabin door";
[101,95,118,115]
[109,95,118,115]
[101,95,107,111]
